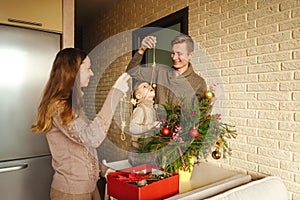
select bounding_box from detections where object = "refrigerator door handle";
[0,164,28,173]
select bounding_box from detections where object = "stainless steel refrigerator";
[0,25,61,200]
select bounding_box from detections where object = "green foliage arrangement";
[137,98,237,173]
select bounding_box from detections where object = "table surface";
[178,162,238,193]
[103,159,251,199]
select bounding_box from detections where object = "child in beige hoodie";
[129,81,160,166]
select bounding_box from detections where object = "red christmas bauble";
[161,127,170,137]
[189,128,199,138]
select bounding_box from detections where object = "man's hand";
[138,36,157,54]
[210,83,223,103]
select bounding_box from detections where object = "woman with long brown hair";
[32,48,130,200]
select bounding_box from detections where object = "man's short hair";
[171,34,194,53]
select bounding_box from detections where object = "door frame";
[132,7,189,64]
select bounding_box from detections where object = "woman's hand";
[112,73,131,93]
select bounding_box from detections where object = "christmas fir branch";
[137,97,237,173]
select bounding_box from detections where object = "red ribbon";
[177,146,186,171]
[116,172,150,182]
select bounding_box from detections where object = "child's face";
[135,82,155,100]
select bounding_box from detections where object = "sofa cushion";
[205,176,289,200]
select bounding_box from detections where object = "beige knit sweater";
[46,89,123,194]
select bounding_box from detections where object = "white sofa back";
[205,176,289,200]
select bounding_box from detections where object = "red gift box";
[107,164,179,200]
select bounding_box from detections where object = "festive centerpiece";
[107,164,179,200]
[137,91,237,175]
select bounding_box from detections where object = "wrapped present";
[107,164,179,200]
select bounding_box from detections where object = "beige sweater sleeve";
[52,88,124,149]
[129,106,148,134]
[95,88,124,136]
